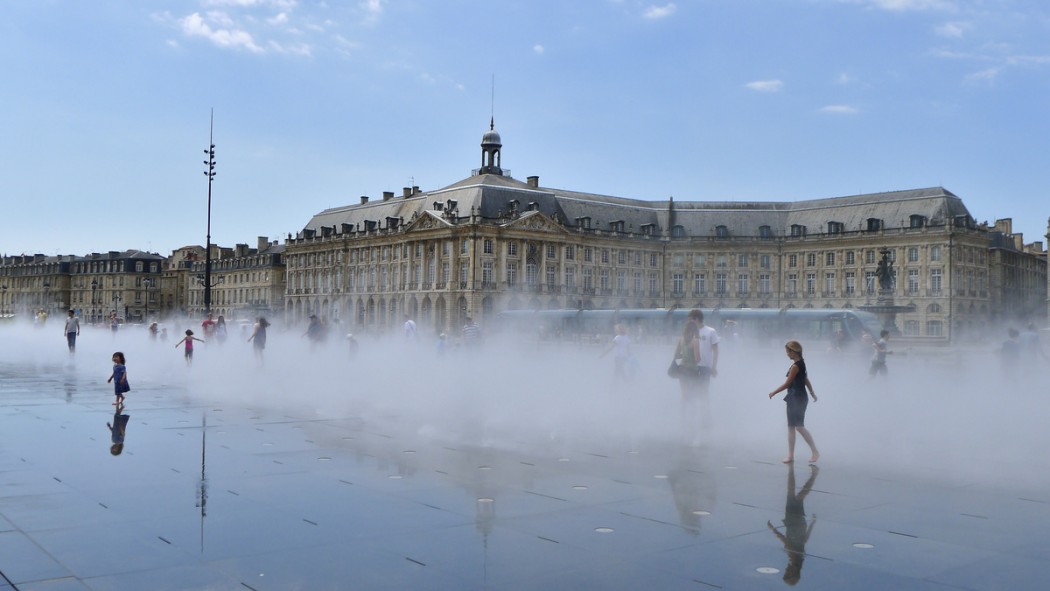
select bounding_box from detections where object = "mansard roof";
[300,171,974,240]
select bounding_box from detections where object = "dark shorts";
[786,391,808,427]
[66,332,77,350]
[869,360,887,376]
[185,348,194,359]
[679,367,711,394]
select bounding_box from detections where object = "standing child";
[768,340,819,464]
[107,351,130,406]
[175,329,205,364]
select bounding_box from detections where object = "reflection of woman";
[767,465,818,586]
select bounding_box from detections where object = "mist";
[3,317,1047,494]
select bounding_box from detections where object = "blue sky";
[3,0,1049,257]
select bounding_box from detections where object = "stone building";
[0,254,74,319]
[281,121,1046,342]
[187,237,286,322]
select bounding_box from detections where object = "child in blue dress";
[107,351,130,406]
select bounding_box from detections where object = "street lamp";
[90,279,98,323]
[202,109,218,316]
[144,278,154,323]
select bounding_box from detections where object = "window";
[616,270,626,291]
[737,273,749,295]
[930,245,941,262]
[694,273,706,294]
[907,269,919,294]
[715,225,729,239]
[565,245,575,260]
[846,251,855,265]
[738,254,748,268]
[672,254,685,267]
[828,221,845,234]
[599,269,610,290]
[716,255,728,268]
[135,262,144,272]
[910,214,927,228]
[788,254,798,268]
[787,274,798,294]
[806,253,816,267]
[633,251,642,265]
[545,244,556,259]
[907,247,919,263]
[865,271,876,294]
[715,272,728,295]
[824,272,835,295]
[672,273,684,294]
[759,225,773,239]
[461,239,469,255]
[565,266,576,289]
[904,320,921,336]
[584,248,593,262]
[693,254,706,267]
[583,267,593,289]
[791,224,806,237]
[507,262,518,285]
[508,242,518,256]
[633,272,642,293]
[650,253,658,267]
[826,252,835,266]
[806,273,816,295]
[866,250,876,264]
[526,263,538,286]
[601,249,610,264]
[759,274,770,295]
[484,239,493,254]
[548,266,557,287]
[648,272,658,294]
[845,272,856,295]
[926,320,943,337]
[617,250,626,265]
[672,225,685,238]
[460,261,469,285]
[760,254,771,269]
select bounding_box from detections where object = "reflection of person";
[768,341,819,464]
[175,329,205,364]
[63,309,80,353]
[108,408,130,456]
[248,317,270,361]
[107,351,130,406]
[767,464,819,586]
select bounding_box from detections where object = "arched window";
[715,225,729,239]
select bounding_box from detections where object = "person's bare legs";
[797,426,819,463]
[783,428,796,463]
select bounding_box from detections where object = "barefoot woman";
[768,340,820,464]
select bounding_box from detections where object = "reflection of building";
[283,121,1047,341]
[186,237,286,320]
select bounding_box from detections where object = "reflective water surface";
[2,324,1049,590]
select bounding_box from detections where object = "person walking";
[600,323,633,380]
[688,309,720,394]
[868,329,892,378]
[215,315,228,345]
[63,309,80,353]
[461,316,481,349]
[107,351,130,406]
[248,317,270,361]
[768,340,819,464]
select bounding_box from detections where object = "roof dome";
[481,118,502,147]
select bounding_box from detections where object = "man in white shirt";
[688,309,720,392]
[63,309,81,353]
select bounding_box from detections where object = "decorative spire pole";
[202,110,217,315]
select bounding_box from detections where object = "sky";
[2,0,1050,258]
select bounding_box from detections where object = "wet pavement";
[2,349,1049,590]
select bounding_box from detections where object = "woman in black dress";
[768,340,819,464]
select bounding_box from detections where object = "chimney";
[527,176,539,188]
[360,195,369,204]
[412,186,420,195]
[382,191,394,201]
[257,236,269,251]
[402,187,412,198]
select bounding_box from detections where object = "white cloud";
[268,40,311,56]
[361,0,383,25]
[268,12,289,25]
[179,12,264,53]
[934,21,968,38]
[533,44,545,54]
[964,68,998,84]
[643,3,677,20]
[868,0,956,11]
[820,104,860,114]
[745,79,783,93]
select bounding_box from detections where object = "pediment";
[404,210,453,232]
[501,211,569,234]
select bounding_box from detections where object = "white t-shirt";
[697,325,720,368]
[64,316,80,333]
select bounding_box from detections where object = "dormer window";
[866,218,883,232]
[672,225,686,238]
[759,225,773,239]
[576,216,591,230]
[910,214,927,228]
[791,224,806,237]
[640,223,655,236]
[610,220,625,233]
[715,225,729,239]
[828,221,845,235]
